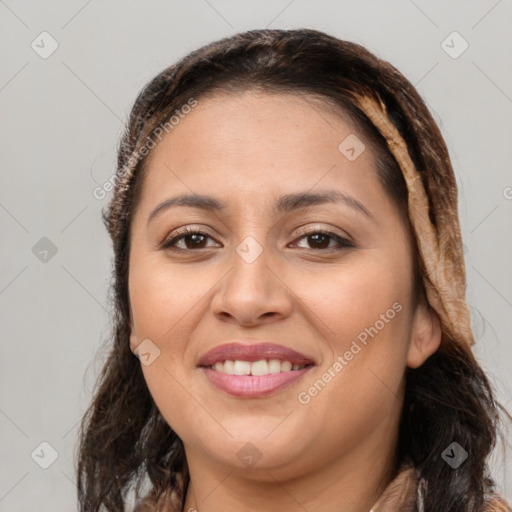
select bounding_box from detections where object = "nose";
[211,241,293,326]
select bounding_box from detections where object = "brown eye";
[161,229,218,251]
[294,231,354,251]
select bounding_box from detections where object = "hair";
[77,28,511,511]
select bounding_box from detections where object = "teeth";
[251,359,269,376]
[222,360,235,374]
[234,360,251,375]
[282,361,292,372]
[210,359,307,375]
[268,359,281,374]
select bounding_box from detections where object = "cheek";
[128,256,215,438]
[129,255,208,347]
[305,251,412,350]
[293,281,409,465]
[294,250,413,420]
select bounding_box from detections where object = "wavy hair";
[76,28,511,511]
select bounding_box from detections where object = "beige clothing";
[370,461,511,512]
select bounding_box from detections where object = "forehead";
[134,90,397,222]
[148,90,362,162]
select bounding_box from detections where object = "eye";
[160,227,354,252]
[292,229,354,251]
[161,227,219,251]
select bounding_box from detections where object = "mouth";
[198,342,315,398]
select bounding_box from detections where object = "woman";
[77,28,511,511]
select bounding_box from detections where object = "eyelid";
[292,223,352,241]
[159,225,217,247]
[168,224,213,238]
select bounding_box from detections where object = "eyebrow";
[147,190,374,224]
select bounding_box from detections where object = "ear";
[129,309,139,353]
[130,331,139,353]
[406,301,442,369]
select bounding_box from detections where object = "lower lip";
[201,366,313,398]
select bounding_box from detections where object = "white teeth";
[210,359,307,375]
[250,359,269,376]
[268,359,281,374]
[223,360,235,375]
[234,360,251,375]
[281,361,292,372]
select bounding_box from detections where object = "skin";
[128,90,441,512]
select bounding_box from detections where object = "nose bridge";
[211,230,292,324]
[227,200,275,270]
[228,197,288,283]
[230,232,276,298]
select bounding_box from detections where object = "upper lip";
[198,341,316,367]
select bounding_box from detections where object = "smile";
[208,359,308,376]
[198,341,316,398]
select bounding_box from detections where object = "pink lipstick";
[198,341,315,398]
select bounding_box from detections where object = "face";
[128,91,440,480]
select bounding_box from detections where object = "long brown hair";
[77,28,511,511]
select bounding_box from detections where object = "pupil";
[188,234,205,248]
[310,234,329,249]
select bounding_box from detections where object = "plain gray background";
[1,0,511,509]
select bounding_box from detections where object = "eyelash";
[160,226,354,252]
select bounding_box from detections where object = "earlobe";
[130,331,138,353]
[406,302,442,369]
